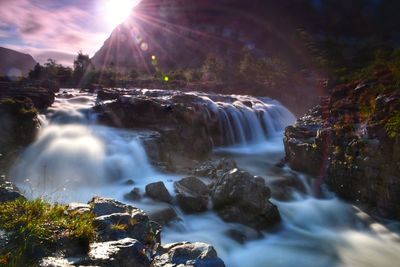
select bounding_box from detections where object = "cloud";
[0,0,109,65]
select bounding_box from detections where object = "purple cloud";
[0,0,112,66]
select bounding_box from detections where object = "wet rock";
[88,197,131,216]
[191,158,237,179]
[145,181,172,203]
[89,238,150,267]
[148,205,179,226]
[39,257,76,267]
[211,169,280,229]
[0,181,25,203]
[225,226,261,244]
[89,197,161,246]
[152,242,225,267]
[174,176,210,213]
[124,187,142,201]
[67,202,91,214]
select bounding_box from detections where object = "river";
[9,89,400,267]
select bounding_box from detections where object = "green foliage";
[239,50,288,86]
[385,112,400,139]
[0,198,95,266]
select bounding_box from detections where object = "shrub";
[0,198,95,266]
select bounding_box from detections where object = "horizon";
[0,0,142,66]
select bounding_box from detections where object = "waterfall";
[10,90,155,201]
[194,93,296,146]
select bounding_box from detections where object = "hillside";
[0,47,36,77]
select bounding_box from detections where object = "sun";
[104,0,141,28]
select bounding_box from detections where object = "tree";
[73,52,93,87]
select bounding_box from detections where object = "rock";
[89,238,150,267]
[124,187,142,201]
[152,242,225,267]
[191,158,237,179]
[89,197,161,246]
[88,197,131,216]
[148,205,179,226]
[225,226,261,244]
[283,72,400,219]
[93,213,133,241]
[145,182,172,203]
[174,176,210,213]
[211,169,280,229]
[67,202,91,214]
[39,257,76,267]
[0,180,25,202]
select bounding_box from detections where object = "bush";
[0,198,95,266]
[385,111,400,139]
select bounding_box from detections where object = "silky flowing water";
[9,89,400,267]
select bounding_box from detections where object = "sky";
[0,0,141,66]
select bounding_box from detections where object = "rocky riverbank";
[284,70,400,219]
[0,182,226,267]
[0,84,57,176]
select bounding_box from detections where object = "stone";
[124,187,142,201]
[148,206,179,226]
[174,176,209,213]
[89,197,161,246]
[145,181,172,203]
[211,169,280,229]
[88,197,131,216]
[152,242,225,267]
[0,186,25,203]
[89,238,150,267]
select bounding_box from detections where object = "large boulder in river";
[152,242,225,267]
[211,169,280,229]
[174,176,210,213]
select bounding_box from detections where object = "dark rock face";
[211,169,280,229]
[152,242,225,267]
[145,181,172,203]
[0,47,36,76]
[174,176,210,213]
[284,72,400,219]
[95,90,216,162]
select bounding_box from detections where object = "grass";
[385,111,400,139]
[0,198,95,266]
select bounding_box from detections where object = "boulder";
[145,182,172,203]
[89,238,150,267]
[0,179,25,203]
[191,158,237,179]
[211,169,280,229]
[148,205,179,226]
[89,197,161,246]
[174,176,210,213]
[88,197,131,216]
[152,242,225,267]
[124,187,142,201]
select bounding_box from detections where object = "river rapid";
[9,89,400,267]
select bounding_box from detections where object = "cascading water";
[189,93,296,146]
[10,89,157,201]
[9,89,400,267]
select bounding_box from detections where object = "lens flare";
[103,0,141,28]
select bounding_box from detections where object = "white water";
[9,89,400,267]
